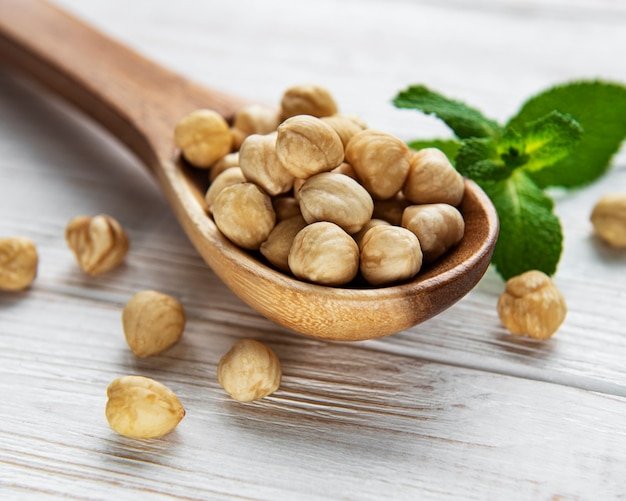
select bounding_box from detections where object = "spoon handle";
[0,0,248,167]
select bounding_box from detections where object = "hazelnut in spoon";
[0,0,498,341]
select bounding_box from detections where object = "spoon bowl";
[0,0,498,341]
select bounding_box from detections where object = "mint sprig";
[394,84,501,139]
[393,81,626,280]
[507,81,626,188]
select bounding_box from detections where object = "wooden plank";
[1,290,625,500]
[2,0,626,499]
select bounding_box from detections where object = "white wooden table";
[1,0,625,499]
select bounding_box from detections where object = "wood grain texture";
[1,0,625,499]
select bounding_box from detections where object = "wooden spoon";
[0,0,498,341]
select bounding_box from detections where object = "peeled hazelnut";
[231,104,281,149]
[209,152,239,182]
[65,214,129,275]
[292,178,306,202]
[0,237,38,291]
[345,130,411,200]
[260,215,308,272]
[403,148,465,206]
[212,183,276,250]
[288,222,359,286]
[352,218,391,247]
[122,290,186,358]
[275,115,344,179]
[372,193,412,226]
[590,193,626,247]
[497,270,567,339]
[105,375,185,439]
[272,196,301,222]
[360,225,423,286]
[239,133,294,196]
[402,204,464,263]
[218,339,282,402]
[280,84,338,121]
[174,109,232,168]
[298,172,374,234]
[321,114,366,149]
[205,167,246,213]
[331,162,359,180]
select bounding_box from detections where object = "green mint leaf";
[455,113,582,182]
[455,138,513,181]
[507,80,626,188]
[518,111,583,173]
[479,170,563,280]
[406,138,462,163]
[393,85,501,139]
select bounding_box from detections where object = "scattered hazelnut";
[590,193,626,247]
[280,84,338,121]
[105,375,185,439]
[65,214,129,276]
[497,270,567,339]
[122,290,186,358]
[0,236,38,291]
[217,339,282,402]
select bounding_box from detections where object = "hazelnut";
[272,196,302,222]
[372,193,412,226]
[403,148,465,206]
[288,222,359,286]
[345,130,411,200]
[260,215,308,273]
[212,183,276,250]
[217,339,281,402]
[122,290,186,358]
[321,114,366,149]
[360,225,423,286]
[209,152,239,183]
[497,270,567,339]
[239,133,294,196]
[280,84,338,121]
[352,218,391,247]
[590,193,626,247]
[65,214,129,275]
[105,375,185,439]
[174,109,232,168]
[331,162,359,180]
[0,237,38,291]
[298,172,374,234]
[231,104,281,149]
[205,167,246,214]
[275,115,344,179]
[402,204,465,263]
